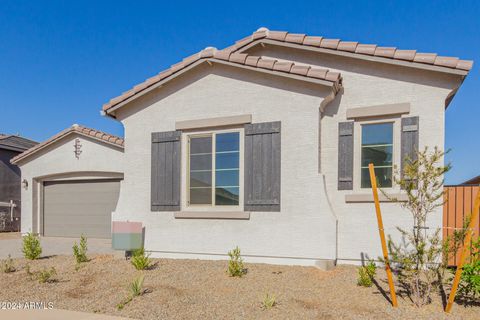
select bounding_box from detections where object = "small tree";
[22,233,42,260]
[384,146,450,307]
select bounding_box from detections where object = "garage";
[43,179,121,238]
[11,124,124,237]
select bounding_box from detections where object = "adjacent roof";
[227,28,473,72]
[0,134,38,153]
[102,50,342,114]
[10,124,124,164]
[462,175,480,185]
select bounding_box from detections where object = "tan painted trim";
[174,211,250,219]
[346,103,410,119]
[345,193,408,203]
[239,39,469,76]
[176,114,252,130]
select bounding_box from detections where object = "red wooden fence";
[443,185,480,266]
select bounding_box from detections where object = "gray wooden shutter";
[151,131,181,211]
[338,122,354,190]
[401,116,419,174]
[244,121,281,212]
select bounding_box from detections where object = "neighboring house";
[0,134,37,231]
[462,175,480,185]
[11,125,124,238]
[14,28,473,266]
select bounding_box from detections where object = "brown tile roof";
[227,28,474,71]
[102,48,342,112]
[10,124,124,164]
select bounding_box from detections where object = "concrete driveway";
[0,233,116,259]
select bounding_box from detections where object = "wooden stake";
[445,191,480,313]
[369,163,398,307]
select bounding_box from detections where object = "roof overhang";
[11,125,124,165]
[103,57,342,118]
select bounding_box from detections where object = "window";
[361,123,393,188]
[188,132,240,206]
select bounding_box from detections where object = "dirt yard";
[0,254,477,320]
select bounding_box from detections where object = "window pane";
[361,167,393,188]
[190,171,212,188]
[190,136,212,154]
[362,123,393,146]
[215,187,239,205]
[190,154,212,171]
[215,169,239,187]
[361,146,393,167]
[216,132,239,152]
[190,188,212,205]
[215,152,239,170]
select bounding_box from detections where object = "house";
[13,28,473,266]
[0,134,37,231]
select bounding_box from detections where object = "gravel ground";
[0,254,477,320]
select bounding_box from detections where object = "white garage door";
[43,179,121,238]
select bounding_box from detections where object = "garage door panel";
[43,179,120,238]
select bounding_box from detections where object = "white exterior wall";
[246,45,462,263]
[114,64,338,266]
[17,134,124,235]
[113,48,463,265]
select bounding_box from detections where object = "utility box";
[112,221,143,251]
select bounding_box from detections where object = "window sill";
[174,211,250,220]
[344,193,408,203]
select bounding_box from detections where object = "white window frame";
[353,116,401,191]
[181,127,244,212]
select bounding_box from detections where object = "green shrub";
[117,275,145,310]
[37,267,56,284]
[73,234,88,263]
[129,275,145,297]
[458,237,480,302]
[130,248,152,270]
[357,260,377,287]
[1,254,16,273]
[261,293,277,310]
[22,233,42,260]
[227,246,246,277]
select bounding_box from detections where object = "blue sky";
[1,1,478,184]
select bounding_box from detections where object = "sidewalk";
[0,309,132,320]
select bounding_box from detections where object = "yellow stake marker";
[369,163,398,307]
[445,191,480,313]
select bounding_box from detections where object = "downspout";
[319,90,340,264]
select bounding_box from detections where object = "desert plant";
[457,237,480,302]
[117,275,145,310]
[37,267,56,283]
[383,146,450,307]
[1,254,16,273]
[357,260,377,287]
[130,248,152,270]
[227,246,246,277]
[22,233,42,260]
[129,274,145,297]
[72,234,88,264]
[261,293,277,310]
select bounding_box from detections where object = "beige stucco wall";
[113,48,463,265]
[246,44,462,263]
[17,133,124,235]
[114,63,338,266]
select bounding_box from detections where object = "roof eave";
[103,58,342,117]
